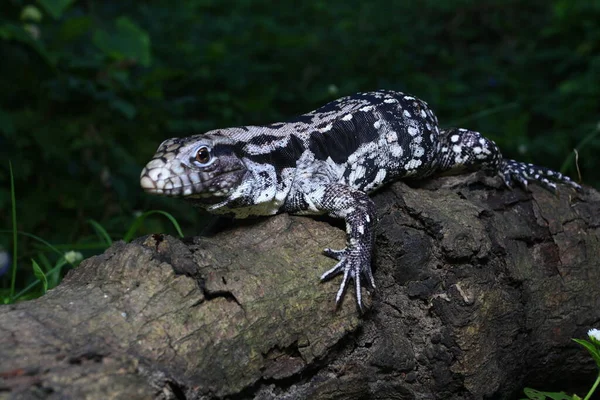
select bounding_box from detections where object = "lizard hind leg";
[437,128,582,192]
[436,128,503,175]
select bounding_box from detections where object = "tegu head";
[140,133,247,205]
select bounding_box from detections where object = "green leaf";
[31,259,47,293]
[37,0,76,20]
[93,17,152,67]
[12,259,66,301]
[522,388,573,400]
[37,253,58,288]
[58,16,92,42]
[573,339,600,367]
[123,210,184,242]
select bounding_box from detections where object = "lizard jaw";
[140,161,245,198]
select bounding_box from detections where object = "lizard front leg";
[304,184,377,310]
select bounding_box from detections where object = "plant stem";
[9,161,17,301]
[583,373,600,400]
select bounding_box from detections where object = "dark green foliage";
[0,0,599,297]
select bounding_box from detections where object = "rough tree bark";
[1,174,599,400]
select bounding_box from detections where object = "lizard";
[140,90,581,310]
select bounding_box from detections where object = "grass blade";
[559,127,600,175]
[88,219,113,246]
[123,210,184,242]
[0,230,64,259]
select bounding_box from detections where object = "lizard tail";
[499,159,582,192]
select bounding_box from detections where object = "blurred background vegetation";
[1,0,599,299]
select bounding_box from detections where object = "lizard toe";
[323,247,347,260]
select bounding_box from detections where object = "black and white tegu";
[140,90,581,310]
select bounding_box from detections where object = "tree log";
[1,174,599,399]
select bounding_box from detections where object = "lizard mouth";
[140,163,246,198]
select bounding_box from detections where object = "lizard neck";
[207,160,294,218]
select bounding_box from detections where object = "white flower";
[327,84,339,95]
[64,251,83,264]
[23,24,41,40]
[0,250,9,267]
[0,250,10,276]
[588,328,600,342]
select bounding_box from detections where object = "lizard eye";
[195,146,212,165]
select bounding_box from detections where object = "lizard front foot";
[300,183,377,310]
[320,244,375,311]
